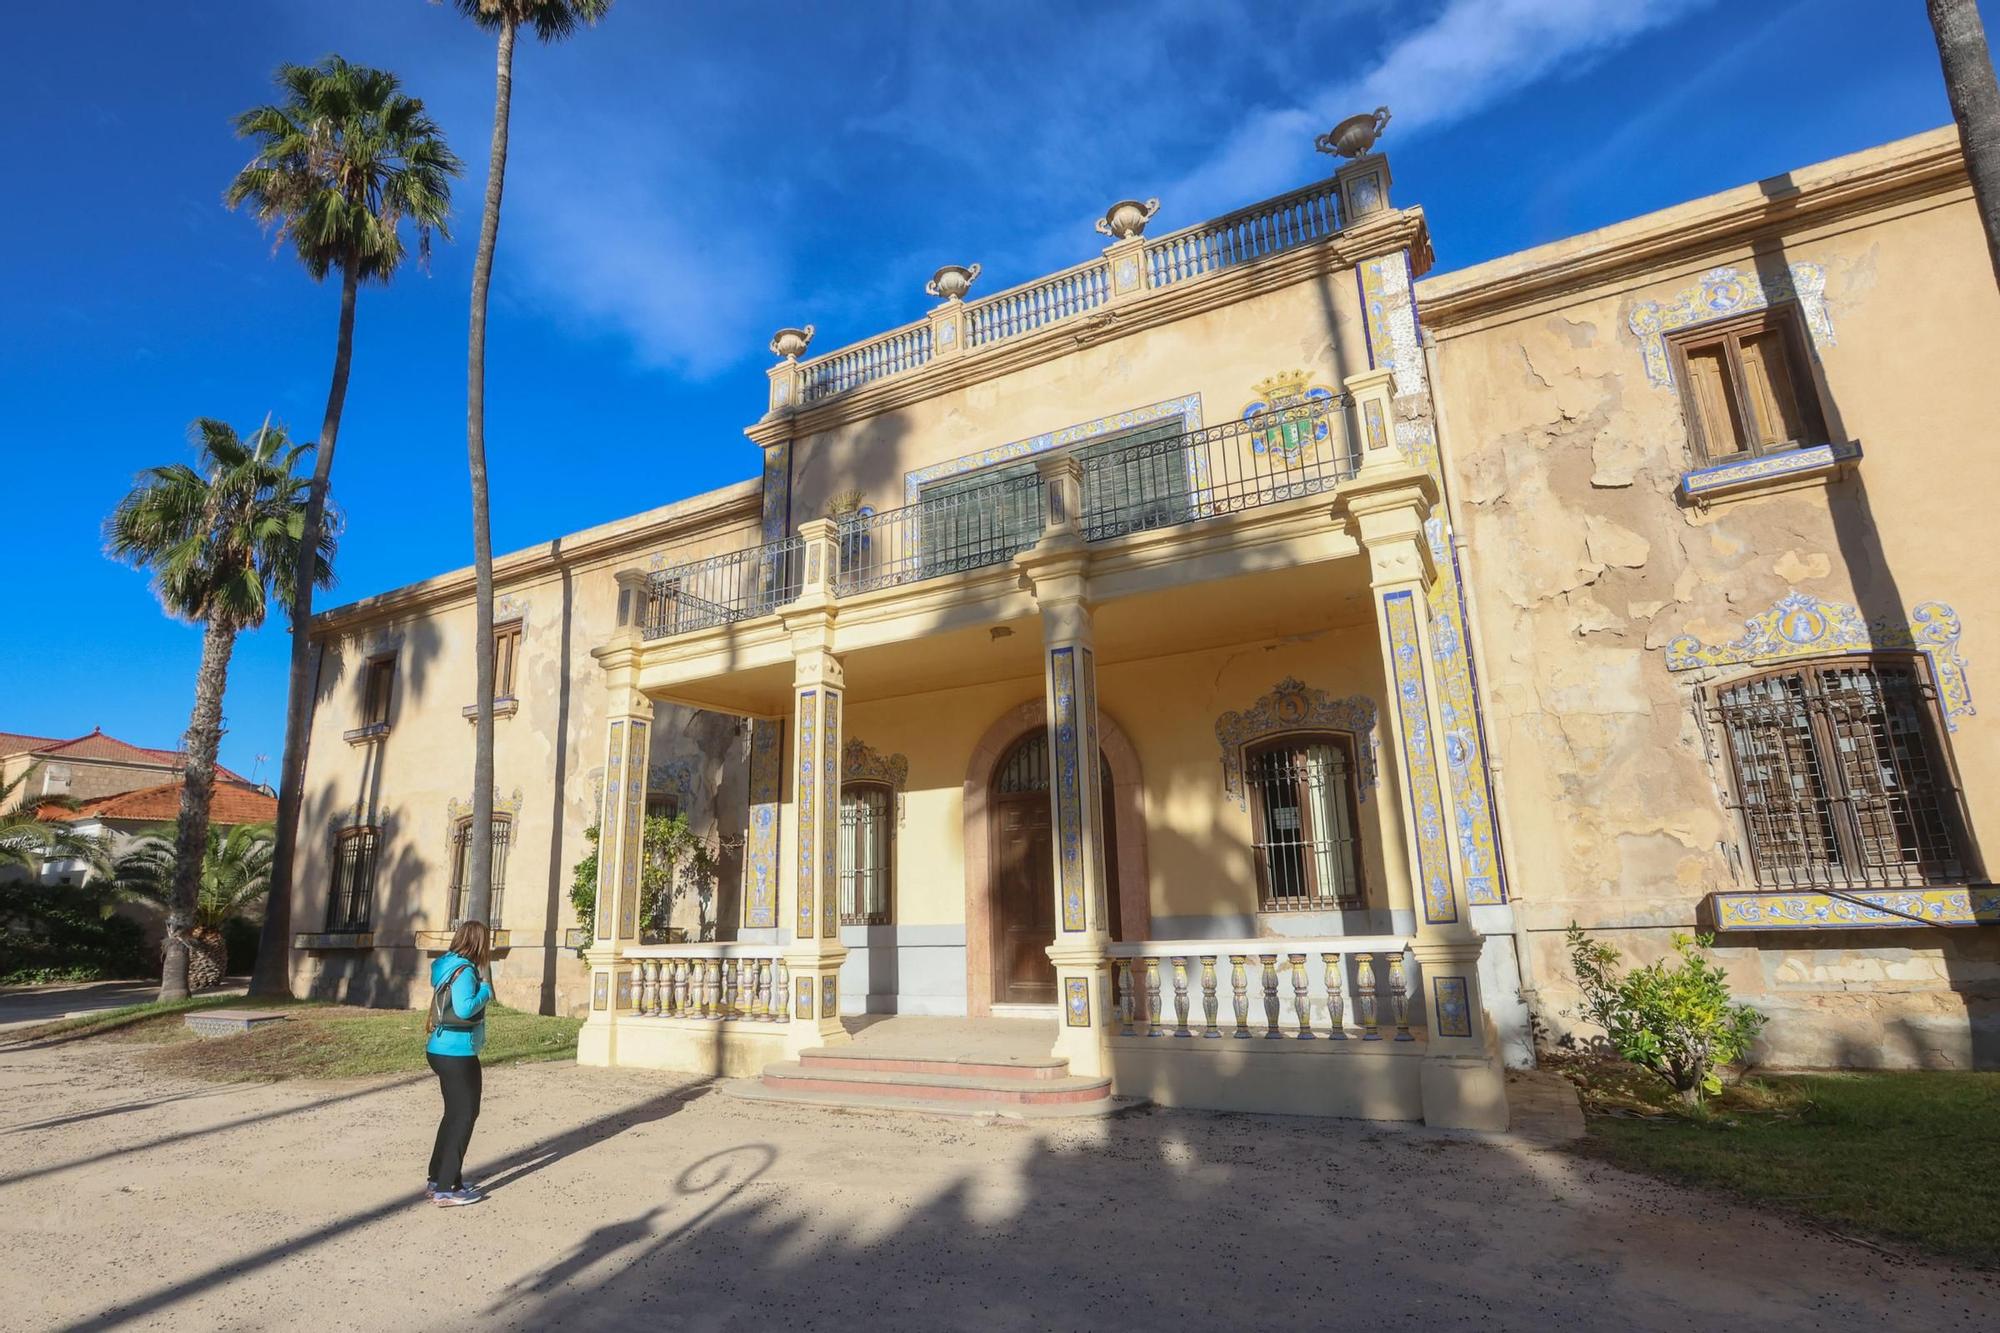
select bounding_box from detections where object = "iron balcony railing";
[644,397,1355,636]
[642,536,804,640]
[1081,395,1352,542]
[833,469,1047,595]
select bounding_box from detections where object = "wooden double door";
[989,732,1121,1006]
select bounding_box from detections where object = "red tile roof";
[63,779,276,827]
[2,726,246,783]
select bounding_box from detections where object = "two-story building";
[287,119,1997,1126]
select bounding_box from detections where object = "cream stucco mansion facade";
[287,120,2000,1127]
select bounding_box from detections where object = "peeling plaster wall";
[1423,179,2000,1070]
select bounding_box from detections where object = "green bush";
[1565,924,1765,1108]
[0,880,152,983]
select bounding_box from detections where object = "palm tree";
[1929,0,2000,289]
[226,57,461,998]
[106,420,334,1001]
[115,822,276,991]
[449,0,612,924]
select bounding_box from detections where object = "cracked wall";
[1423,186,2000,1069]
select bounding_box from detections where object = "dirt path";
[0,1038,1988,1332]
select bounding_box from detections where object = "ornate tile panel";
[598,722,623,942]
[1081,647,1107,931]
[1627,263,1833,389]
[1425,519,1505,904]
[1679,440,1860,499]
[820,974,837,1017]
[1357,254,1425,397]
[592,971,609,1011]
[617,720,648,938]
[821,690,842,939]
[796,690,818,939]
[1710,887,2000,931]
[745,719,782,929]
[1050,647,1086,933]
[1214,677,1378,807]
[1385,590,1457,925]
[902,394,1203,503]
[1431,976,1472,1038]
[1665,592,1973,730]
[1065,977,1091,1027]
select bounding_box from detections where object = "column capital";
[1333,465,1438,589]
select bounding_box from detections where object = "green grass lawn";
[1567,1060,2000,1269]
[8,996,580,1081]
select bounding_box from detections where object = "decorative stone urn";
[1095,197,1161,240]
[925,263,981,302]
[768,325,814,360]
[1315,106,1392,160]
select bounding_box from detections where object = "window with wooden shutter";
[1667,305,1827,464]
[493,621,522,699]
[1714,655,1969,890]
[362,656,395,729]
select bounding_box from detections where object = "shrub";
[0,880,151,983]
[1565,924,1765,1108]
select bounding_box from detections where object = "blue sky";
[0,0,1968,781]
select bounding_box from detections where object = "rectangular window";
[1715,656,1968,891]
[327,827,380,932]
[493,621,522,699]
[1247,736,1363,910]
[1669,305,1827,464]
[449,816,512,929]
[362,656,395,729]
[838,784,893,925]
[646,793,681,821]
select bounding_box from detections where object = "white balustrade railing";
[622,944,789,1023]
[964,260,1112,348]
[1144,178,1343,289]
[800,321,933,403]
[1105,937,1415,1041]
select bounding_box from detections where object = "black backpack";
[425,963,487,1035]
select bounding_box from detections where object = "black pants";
[427,1052,482,1190]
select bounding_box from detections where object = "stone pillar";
[779,518,848,1054]
[1101,235,1150,307]
[1018,455,1114,1077]
[579,639,651,1066]
[1335,467,1507,1130]
[927,299,968,361]
[1344,367,1399,475]
[1335,153,1393,222]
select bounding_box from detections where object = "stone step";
[725,1076,1132,1121]
[760,1059,1114,1107]
[798,1045,1070,1082]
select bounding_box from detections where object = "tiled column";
[779,519,849,1054]
[579,633,651,1065]
[1335,468,1507,1130]
[1019,456,1114,1077]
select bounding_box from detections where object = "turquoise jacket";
[425,951,493,1058]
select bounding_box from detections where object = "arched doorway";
[988,730,1122,1006]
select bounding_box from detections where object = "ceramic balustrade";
[622,945,789,1022]
[1105,937,1416,1042]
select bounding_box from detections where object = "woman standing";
[425,919,494,1207]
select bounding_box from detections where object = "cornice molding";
[1417,130,1966,334]
[311,482,761,635]
[745,210,1431,448]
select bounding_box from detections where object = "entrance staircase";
[723,1016,1128,1120]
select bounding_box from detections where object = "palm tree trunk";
[162,613,240,1002]
[1931,0,2000,289]
[465,17,517,927]
[250,264,359,999]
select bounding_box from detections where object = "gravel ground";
[0,1035,1990,1332]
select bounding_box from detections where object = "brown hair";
[447,919,490,967]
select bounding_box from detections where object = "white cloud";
[1161,0,1720,222]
